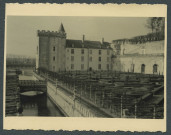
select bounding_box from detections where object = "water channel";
[19,69,64,117]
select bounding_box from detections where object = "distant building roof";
[66,39,111,49]
[112,39,128,42]
[112,32,164,45]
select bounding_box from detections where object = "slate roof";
[59,23,65,33]
[66,39,111,49]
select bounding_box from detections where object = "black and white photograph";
[3,4,167,132]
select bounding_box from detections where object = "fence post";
[55,79,58,94]
[90,85,92,99]
[121,96,123,118]
[153,106,156,119]
[95,92,97,104]
[73,85,76,116]
[135,100,137,119]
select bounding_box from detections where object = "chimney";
[82,35,85,43]
[102,38,104,44]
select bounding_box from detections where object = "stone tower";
[37,23,66,72]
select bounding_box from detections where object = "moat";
[19,69,64,117]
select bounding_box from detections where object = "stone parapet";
[37,30,66,38]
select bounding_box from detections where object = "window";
[53,56,55,61]
[71,64,74,70]
[81,49,84,54]
[99,50,101,55]
[81,56,84,62]
[89,56,92,62]
[53,66,55,71]
[89,50,92,54]
[107,64,109,70]
[71,49,74,54]
[141,64,145,74]
[107,50,110,55]
[107,57,109,62]
[71,56,74,61]
[53,46,55,51]
[153,64,158,74]
[98,64,101,70]
[99,57,101,62]
[81,64,84,70]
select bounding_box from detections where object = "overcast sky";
[6,16,151,57]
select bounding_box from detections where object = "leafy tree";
[146,17,165,34]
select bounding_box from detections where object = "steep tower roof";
[59,23,65,33]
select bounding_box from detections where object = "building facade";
[65,38,112,71]
[36,24,113,72]
[111,34,165,75]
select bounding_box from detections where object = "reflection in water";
[20,94,64,116]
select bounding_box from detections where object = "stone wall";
[111,40,164,55]
[47,82,96,117]
[112,55,164,74]
[112,40,165,74]
[121,41,164,55]
[48,37,66,72]
[38,36,49,70]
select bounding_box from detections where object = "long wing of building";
[36,23,113,72]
